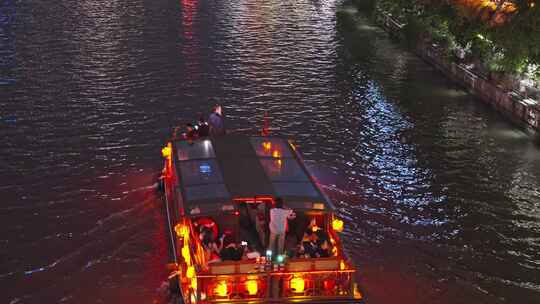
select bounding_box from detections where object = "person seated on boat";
[307,217,320,232]
[314,229,331,258]
[195,218,219,240]
[241,242,261,260]
[200,227,223,263]
[297,227,331,258]
[298,229,320,258]
[219,234,243,261]
[197,115,210,137]
[208,104,226,136]
[172,126,182,140]
[183,123,198,140]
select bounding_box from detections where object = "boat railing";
[189,257,359,302]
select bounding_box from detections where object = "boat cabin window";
[179,159,231,201]
[179,160,224,186]
[250,137,293,158]
[177,139,215,160]
[259,158,310,182]
[272,182,319,198]
[184,184,230,201]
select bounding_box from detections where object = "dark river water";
[1,0,540,303]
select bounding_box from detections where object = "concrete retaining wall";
[374,10,540,136]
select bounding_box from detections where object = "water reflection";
[1,0,540,303]
[0,0,16,84]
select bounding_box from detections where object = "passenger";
[299,230,319,258]
[298,229,331,258]
[268,197,296,256]
[255,203,266,247]
[200,227,223,263]
[208,104,226,136]
[318,240,330,257]
[220,234,243,261]
[172,126,182,140]
[307,218,319,232]
[315,230,331,258]
[197,115,210,137]
[183,123,198,140]
[241,243,261,260]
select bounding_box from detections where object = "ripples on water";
[1,0,539,303]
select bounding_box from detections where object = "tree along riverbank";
[338,1,540,137]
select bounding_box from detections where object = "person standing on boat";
[208,104,226,136]
[268,197,296,256]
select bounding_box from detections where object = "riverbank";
[340,3,540,138]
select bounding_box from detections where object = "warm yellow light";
[191,277,198,291]
[182,246,191,265]
[272,150,280,158]
[174,224,189,238]
[161,143,172,159]
[332,219,344,232]
[186,265,195,279]
[181,225,190,239]
[290,276,305,293]
[340,260,346,270]
[263,142,272,150]
[214,281,229,297]
[246,280,258,295]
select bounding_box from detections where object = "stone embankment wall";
[375,11,540,136]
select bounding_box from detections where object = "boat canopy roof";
[173,135,332,215]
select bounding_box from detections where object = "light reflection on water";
[0,0,539,303]
[0,0,16,85]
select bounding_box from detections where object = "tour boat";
[160,132,364,303]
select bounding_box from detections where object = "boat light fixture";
[215,281,228,297]
[290,276,305,293]
[161,144,172,159]
[332,218,344,232]
[246,280,258,295]
[186,265,195,279]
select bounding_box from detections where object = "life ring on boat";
[194,217,219,240]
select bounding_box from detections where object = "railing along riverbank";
[372,9,540,136]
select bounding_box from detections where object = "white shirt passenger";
[269,208,294,234]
